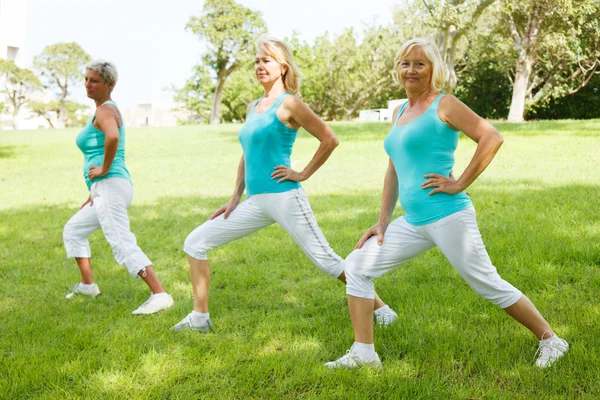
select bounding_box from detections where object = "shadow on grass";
[0,145,19,158]
[0,182,598,397]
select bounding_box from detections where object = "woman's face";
[254,49,286,86]
[397,46,432,93]
[85,69,112,100]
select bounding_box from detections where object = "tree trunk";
[11,109,18,130]
[210,68,228,125]
[507,51,532,122]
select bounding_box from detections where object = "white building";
[121,102,180,128]
[358,99,408,122]
[0,0,26,67]
[0,0,57,130]
[359,108,389,122]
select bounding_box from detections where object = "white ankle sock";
[351,342,376,359]
[79,283,95,289]
[374,304,390,315]
[191,311,210,324]
[151,292,169,298]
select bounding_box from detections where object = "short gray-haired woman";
[326,38,568,369]
[62,60,173,314]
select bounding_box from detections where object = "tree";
[33,42,91,128]
[172,64,214,123]
[28,100,58,128]
[28,100,90,128]
[186,0,266,124]
[502,0,600,122]
[390,0,497,92]
[0,59,41,129]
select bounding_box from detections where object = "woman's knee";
[183,229,209,260]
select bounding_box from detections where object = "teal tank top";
[238,92,300,197]
[384,94,472,226]
[75,100,131,190]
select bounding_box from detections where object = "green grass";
[0,120,599,399]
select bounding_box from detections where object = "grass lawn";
[0,120,599,399]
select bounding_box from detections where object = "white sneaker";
[131,293,174,315]
[535,335,569,368]
[325,349,382,369]
[374,306,398,327]
[65,283,101,299]
[172,313,214,332]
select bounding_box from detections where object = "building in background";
[0,0,26,67]
[121,102,179,128]
[0,0,56,130]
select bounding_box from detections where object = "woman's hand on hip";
[80,195,93,209]
[88,166,108,181]
[210,198,240,220]
[271,165,306,183]
[356,221,388,249]
[422,173,464,195]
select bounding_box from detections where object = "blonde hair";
[395,38,448,93]
[255,35,302,95]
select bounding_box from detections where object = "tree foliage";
[33,42,91,128]
[175,0,599,123]
[28,100,90,128]
[186,0,266,124]
[0,59,41,129]
[501,0,600,121]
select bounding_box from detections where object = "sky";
[25,0,401,109]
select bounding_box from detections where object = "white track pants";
[63,178,151,277]
[345,208,522,308]
[184,188,345,278]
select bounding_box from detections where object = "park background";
[1,0,600,399]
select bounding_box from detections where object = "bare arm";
[210,102,254,220]
[271,96,339,183]
[356,105,403,249]
[88,106,120,181]
[422,95,504,195]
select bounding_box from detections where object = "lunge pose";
[174,36,397,332]
[326,38,568,369]
[63,60,173,314]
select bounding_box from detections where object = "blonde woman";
[174,35,397,332]
[326,38,568,369]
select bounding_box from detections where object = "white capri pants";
[184,188,345,278]
[63,178,152,277]
[345,208,522,308]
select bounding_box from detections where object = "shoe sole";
[173,320,214,333]
[132,302,174,315]
[65,292,101,299]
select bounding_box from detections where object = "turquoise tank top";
[75,100,131,190]
[238,92,300,197]
[384,94,472,226]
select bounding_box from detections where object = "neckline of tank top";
[252,92,289,116]
[395,94,443,128]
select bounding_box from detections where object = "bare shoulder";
[282,94,305,110]
[245,100,256,116]
[95,104,115,120]
[391,104,402,121]
[438,94,464,110]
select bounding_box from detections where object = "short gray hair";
[86,60,118,89]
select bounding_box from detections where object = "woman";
[174,36,397,332]
[63,60,173,315]
[326,38,568,369]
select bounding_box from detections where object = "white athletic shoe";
[65,283,101,299]
[535,335,569,368]
[374,306,398,327]
[325,348,382,369]
[131,293,174,315]
[172,313,214,332]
